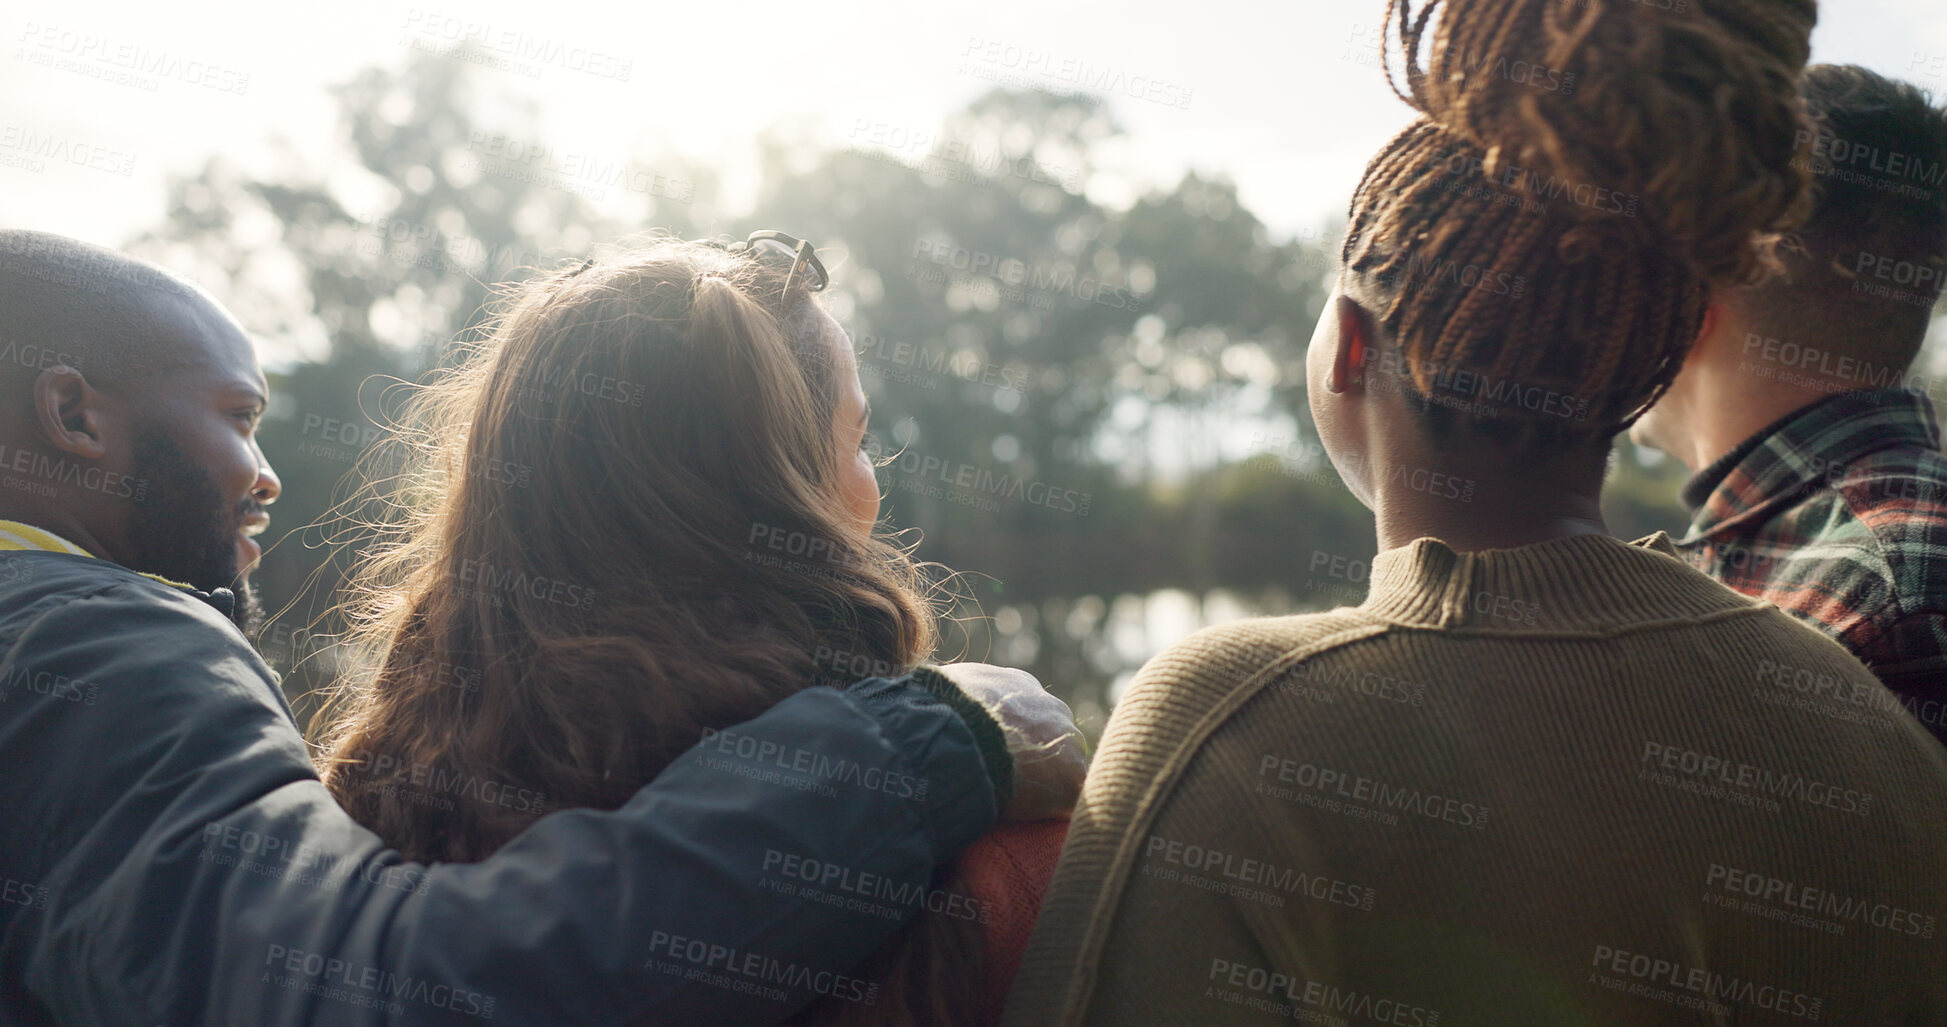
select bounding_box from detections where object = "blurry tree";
[129,58,1688,738]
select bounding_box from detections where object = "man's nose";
[252,441,281,505]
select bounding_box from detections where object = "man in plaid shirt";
[1633,64,1947,745]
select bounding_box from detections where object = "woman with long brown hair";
[318,234,1065,1025]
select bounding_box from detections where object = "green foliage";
[132,53,1688,739]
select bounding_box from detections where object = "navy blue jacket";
[0,550,1004,1025]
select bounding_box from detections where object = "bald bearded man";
[0,231,1084,1026]
[0,231,279,632]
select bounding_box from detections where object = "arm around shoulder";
[4,585,1000,1025]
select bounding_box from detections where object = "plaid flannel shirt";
[1676,388,1947,744]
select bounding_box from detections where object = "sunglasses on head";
[729,230,829,295]
[564,232,829,296]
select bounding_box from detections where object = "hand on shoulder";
[931,662,1087,822]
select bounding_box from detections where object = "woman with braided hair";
[1316,0,1815,527]
[1003,1,1947,1023]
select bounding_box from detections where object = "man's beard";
[126,430,264,634]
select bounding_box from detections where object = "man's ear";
[1697,300,1724,351]
[1326,294,1372,396]
[34,365,108,460]
[1693,283,1753,364]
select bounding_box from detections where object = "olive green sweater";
[1004,534,1947,1026]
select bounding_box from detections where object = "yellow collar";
[0,519,197,591]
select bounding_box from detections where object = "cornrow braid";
[1345,0,1817,440]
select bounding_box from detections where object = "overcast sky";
[5,0,1946,254]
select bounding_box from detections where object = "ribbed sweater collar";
[1359,531,1760,633]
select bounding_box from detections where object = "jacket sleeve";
[0,580,1002,1026]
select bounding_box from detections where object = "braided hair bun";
[1342,0,1817,435]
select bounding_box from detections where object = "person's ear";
[34,365,108,461]
[1326,295,1372,396]
[1697,300,1723,350]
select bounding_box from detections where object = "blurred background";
[5,0,1946,739]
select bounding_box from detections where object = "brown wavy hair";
[1343,0,1818,439]
[316,238,986,1024]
